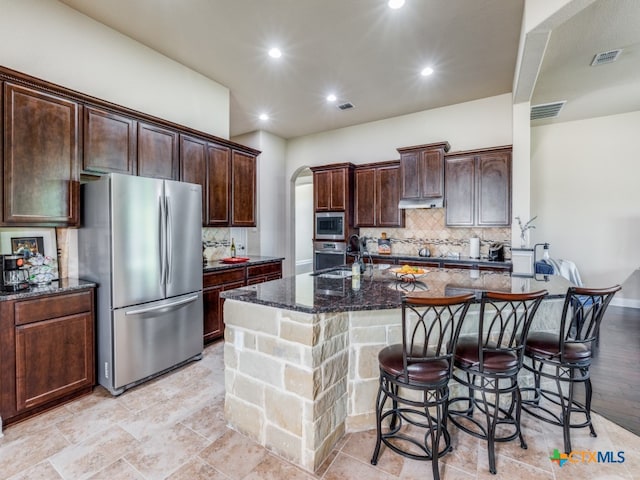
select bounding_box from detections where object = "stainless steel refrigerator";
[78,173,203,395]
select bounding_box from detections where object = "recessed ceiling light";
[388,0,405,9]
[421,66,434,76]
[268,47,282,59]
[259,113,269,121]
[326,93,337,102]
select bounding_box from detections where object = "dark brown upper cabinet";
[2,82,80,226]
[179,134,208,224]
[397,142,450,201]
[354,161,404,228]
[207,144,232,226]
[180,136,256,228]
[1,65,260,228]
[445,146,512,227]
[312,164,353,212]
[231,150,256,227]
[137,121,179,180]
[83,107,136,175]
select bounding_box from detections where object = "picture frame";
[10,236,45,258]
[0,228,58,280]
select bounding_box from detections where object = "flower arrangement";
[27,253,55,285]
[515,215,537,247]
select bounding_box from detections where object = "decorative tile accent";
[361,209,511,257]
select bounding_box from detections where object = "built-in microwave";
[315,212,345,240]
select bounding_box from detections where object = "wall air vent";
[337,102,354,110]
[530,101,566,120]
[591,48,622,66]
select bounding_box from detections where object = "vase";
[29,265,54,286]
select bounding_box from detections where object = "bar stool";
[448,290,547,475]
[521,285,621,454]
[370,293,474,480]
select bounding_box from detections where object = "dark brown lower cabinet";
[0,288,95,428]
[203,260,283,343]
[246,260,283,285]
[203,267,245,344]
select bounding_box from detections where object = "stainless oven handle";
[314,250,345,255]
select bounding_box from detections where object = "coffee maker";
[0,254,30,292]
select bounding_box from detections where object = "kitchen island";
[220,267,572,472]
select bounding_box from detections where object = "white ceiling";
[58,0,640,139]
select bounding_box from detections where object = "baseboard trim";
[611,297,640,309]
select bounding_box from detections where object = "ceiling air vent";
[337,102,354,110]
[530,101,566,120]
[591,48,622,66]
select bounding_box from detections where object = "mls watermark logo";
[550,449,625,467]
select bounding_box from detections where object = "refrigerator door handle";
[125,295,199,316]
[159,194,167,286]
[166,195,173,286]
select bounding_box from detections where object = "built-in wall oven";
[314,241,347,271]
[315,212,345,240]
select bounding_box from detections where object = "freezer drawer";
[111,292,203,393]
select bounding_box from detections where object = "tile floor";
[1,341,638,480]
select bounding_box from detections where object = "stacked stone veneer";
[223,295,564,472]
[224,299,350,472]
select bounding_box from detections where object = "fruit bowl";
[389,266,428,281]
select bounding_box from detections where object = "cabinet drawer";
[15,290,93,326]
[203,267,245,288]
[247,262,281,279]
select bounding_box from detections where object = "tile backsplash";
[202,227,248,261]
[359,209,512,258]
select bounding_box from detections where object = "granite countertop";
[366,252,512,269]
[221,266,572,314]
[0,278,96,302]
[203,256,284,273]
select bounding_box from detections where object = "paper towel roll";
[470,237,480,259]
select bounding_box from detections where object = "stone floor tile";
[6,461,63,480]
[166,456,227,480]
[343,429,405,477]
[124,423,209,480]
[49,426,139,480]
[243,453,317,480]
[0,425,69,479]
[86,458,145,480]
[179,395,228,442]
[198,429,268,479]
[54,400,132,445]
[322,453,397,480]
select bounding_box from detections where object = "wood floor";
[576,306,640,436]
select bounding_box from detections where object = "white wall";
[531,110,640,287]
[283,94,514,276]
[286,94,513,177]
[232,130,287,262]
[0,0,230,138]
[294,182,314,274]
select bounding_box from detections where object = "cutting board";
[220,257,250,264]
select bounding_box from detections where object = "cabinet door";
[329,168,347,211]
[377,164,404,227]
[476,151,511,226]
[15,313,94,410]
[420,149,444,198]
[354,168,376,227]
[445,156,475,226]
[180,134,207,225]
[83,107,136,175]
[207,144,231,226]
[399,151,421,200]
[203,285,223,343]
[231,150,256,226]
[314,170,332,211]
[3,83,80,225]
[137,121,178,180]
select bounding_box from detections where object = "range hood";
[398,197,444,209]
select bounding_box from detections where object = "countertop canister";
[470,236,480,259]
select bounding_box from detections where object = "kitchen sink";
[310,267,353,279]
